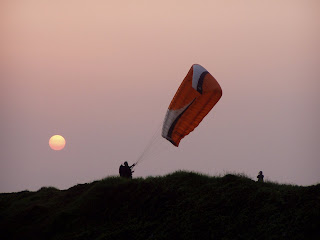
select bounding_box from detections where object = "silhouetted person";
[257,171,264,182]
[119,161,135,179]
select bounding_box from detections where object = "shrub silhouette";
[0,171,319,240]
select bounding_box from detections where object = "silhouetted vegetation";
[1,171,319,239]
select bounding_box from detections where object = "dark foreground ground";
[0,171,319,240]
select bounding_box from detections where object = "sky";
[1,0,320,192]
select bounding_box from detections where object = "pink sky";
[1,0,320,192]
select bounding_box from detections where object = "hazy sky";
[1,0,319,192]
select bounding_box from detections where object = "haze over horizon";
[1,0,320,192]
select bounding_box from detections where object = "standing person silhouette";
[119,161,136,179]
[257,171,264,182]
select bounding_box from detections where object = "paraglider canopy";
[162,64,222,147]
[134,64,222,166]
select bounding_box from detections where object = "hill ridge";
[1,171,319,240]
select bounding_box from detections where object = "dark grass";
[0,171,319,240]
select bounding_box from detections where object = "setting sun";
[49,135,66,151]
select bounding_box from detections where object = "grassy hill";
[0,171,319,240]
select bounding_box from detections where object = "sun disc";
[49,135,66,151]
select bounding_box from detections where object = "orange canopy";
[162,64,222,146]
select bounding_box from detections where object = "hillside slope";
[1,171,319,240]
